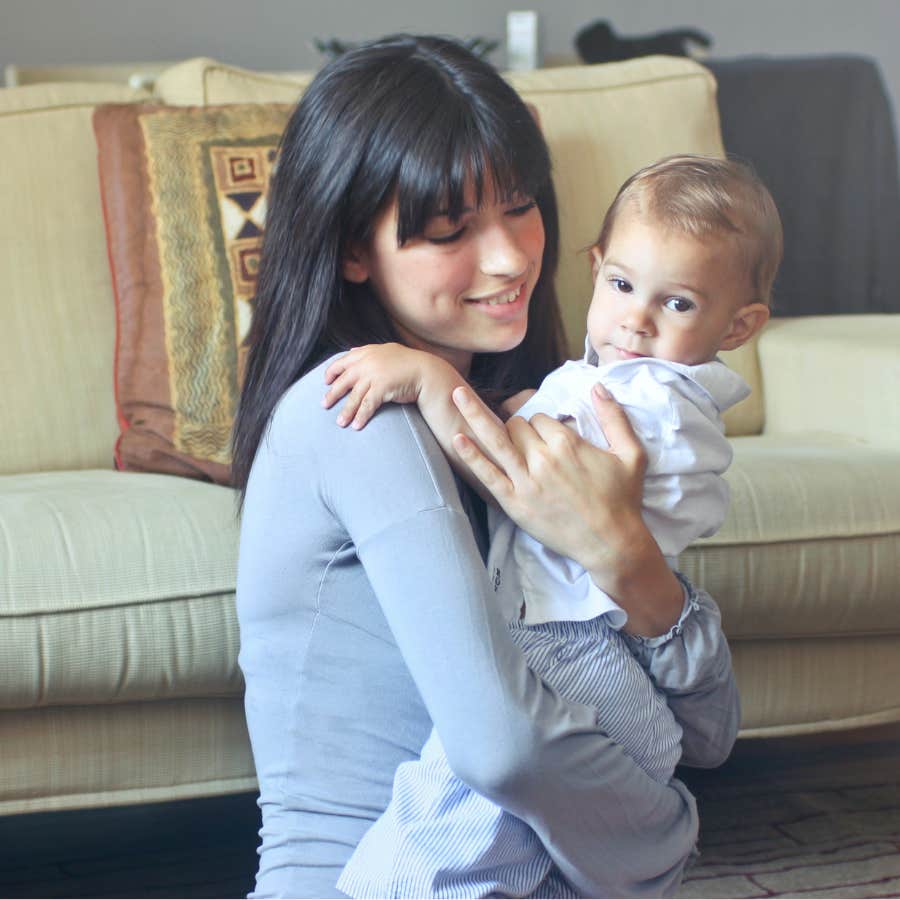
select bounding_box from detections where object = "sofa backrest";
[155,55,764,438]
[2,55,762,477]
[0,82,151,475]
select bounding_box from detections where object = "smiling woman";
[231,34,738,899]
[341,186,545,375]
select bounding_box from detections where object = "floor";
[0,793,260,898]
[1,724,899,899]
[678,724,900,898]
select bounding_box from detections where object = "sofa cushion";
[0,471,241,709]
[94,103,292,483]
[0,82,151,476]
[1,698,255,815]
[508,61,762,436]
[732,635,900,736]
[504,61,724,345]
[153,56,761,438]
[681,433,900,640]
[155,57,313,105]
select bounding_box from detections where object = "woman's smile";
[344,185,545,373]
[465,279,531,317]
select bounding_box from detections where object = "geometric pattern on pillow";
[93,104,292,483]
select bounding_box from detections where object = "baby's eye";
[610,277,632,293]
[665,296,695,313]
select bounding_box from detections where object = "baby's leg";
[508,617,682,784]
[340,619,681,899]
[337,728,555,898]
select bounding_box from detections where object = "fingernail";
[593,383,611,400]
[453,387,470,407]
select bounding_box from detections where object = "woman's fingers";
[451,387,527,477]
[451,433,514,502]
[524,412,579,458]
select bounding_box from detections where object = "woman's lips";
[467,282,528,317]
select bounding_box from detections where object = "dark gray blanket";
[704,55,900,316]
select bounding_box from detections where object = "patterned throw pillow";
[94,103,293,484]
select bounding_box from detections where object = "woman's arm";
[450,383,740,765]
[452,382,685,637]
[293,364,699,897]
[322,343,492,502]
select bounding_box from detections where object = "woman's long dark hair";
[232,34,565,498]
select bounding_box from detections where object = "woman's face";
[343,182,545,374]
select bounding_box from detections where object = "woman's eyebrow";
[434,206,474,218]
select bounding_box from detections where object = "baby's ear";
[720,302,770,351]
[589,245,603,280]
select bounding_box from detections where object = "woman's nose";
[479,222,529,278]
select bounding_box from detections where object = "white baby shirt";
[486,354,751,627]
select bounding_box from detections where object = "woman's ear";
[342,245,369,284]
[719,302,770,351]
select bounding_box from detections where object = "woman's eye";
[610,277,632,293]
[427,227,466,245]
[665,296,696,313]
[508,199,537,216]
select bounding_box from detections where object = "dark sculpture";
[575,20,712,64]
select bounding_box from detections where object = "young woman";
[232,34,740,899]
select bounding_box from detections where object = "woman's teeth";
[482,286,520,306]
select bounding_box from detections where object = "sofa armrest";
[758,315,900,448]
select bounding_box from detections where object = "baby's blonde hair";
[596,155,784,306]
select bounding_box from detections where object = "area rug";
[677,729,900,898]
[1,728,898,897]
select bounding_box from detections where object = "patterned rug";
[677,727,900,898]
[1,727,897,897]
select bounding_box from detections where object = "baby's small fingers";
[321,371,355,409]
[323,357,349,385]
[351,390,383,430]
[335,382,368,427]
[325,346,368,384]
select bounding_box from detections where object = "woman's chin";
[478,324,529,355]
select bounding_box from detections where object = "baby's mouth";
[613,346,647,360]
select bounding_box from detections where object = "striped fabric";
[338,616,682,898]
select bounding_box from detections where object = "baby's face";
[587,208,754,367]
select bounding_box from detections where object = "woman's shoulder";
[272,354,341,423]
[260,354,469,529]
[266,354,453,483]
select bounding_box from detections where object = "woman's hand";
[451,383,684,637]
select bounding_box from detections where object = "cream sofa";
[1,54,898,817]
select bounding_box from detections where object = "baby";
[326,155,782,898]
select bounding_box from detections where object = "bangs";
[394,99,550,245]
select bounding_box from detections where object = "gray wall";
[2,0,898,139]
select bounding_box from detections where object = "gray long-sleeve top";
[236,358,741,899]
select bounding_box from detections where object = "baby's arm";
[323,343,485,491]
[500,388,537,420]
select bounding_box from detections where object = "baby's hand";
[323,343,428,429]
